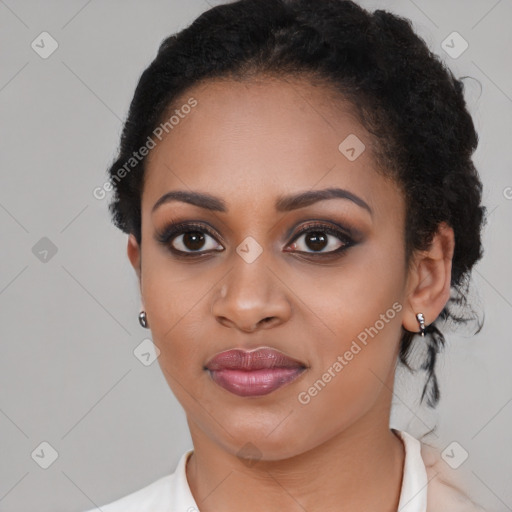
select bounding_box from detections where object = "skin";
[127,76,455,512]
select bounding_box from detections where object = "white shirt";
[83,429,486,512]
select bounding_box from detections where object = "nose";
[211,257,292,333]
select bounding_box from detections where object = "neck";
[185,399,405,512]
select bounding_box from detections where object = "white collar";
[395,429,428,512]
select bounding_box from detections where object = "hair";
[106,0,487,408]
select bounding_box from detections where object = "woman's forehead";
[143,78,382,195]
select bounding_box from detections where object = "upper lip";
[205,347,306,371]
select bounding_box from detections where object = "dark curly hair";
[106,0,487,409]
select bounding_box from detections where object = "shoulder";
[81,449,194,512]
[419,439,487,512]
[82,473,174,512]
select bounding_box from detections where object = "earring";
[416,312,426,337]
[139,310,149,328]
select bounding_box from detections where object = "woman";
[85,0,488,510]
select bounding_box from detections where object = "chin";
[212,419,315,462]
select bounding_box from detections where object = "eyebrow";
[275,187,372,215]
[151,187,372,216]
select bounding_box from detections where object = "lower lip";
[208,367,306,397]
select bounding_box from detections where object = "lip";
[205,347,307,397]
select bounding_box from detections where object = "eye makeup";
[154,215,364,261]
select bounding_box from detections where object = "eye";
[156,222,224,257]
[285,222,354,256]
[156,220,356,259]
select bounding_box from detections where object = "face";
[129,76,412,460]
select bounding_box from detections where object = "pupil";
[184,231,205,251]
[306,231,327,251]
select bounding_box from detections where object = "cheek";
[286,238,405,414]
[289,302,404,451]
[289,233,405,346]
[140,252,212,370]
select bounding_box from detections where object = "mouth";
[205,347,307,397]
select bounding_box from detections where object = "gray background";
[0,1,511,511]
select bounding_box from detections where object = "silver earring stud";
[139,311,149,328]
[416,312,426,337]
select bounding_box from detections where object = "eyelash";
[155,221,355,259]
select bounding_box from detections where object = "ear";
[403,222,455,333]
[127,233,142,290]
